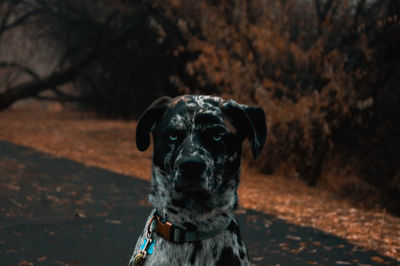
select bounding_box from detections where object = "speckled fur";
[129,95,267,266]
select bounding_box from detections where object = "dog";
[129,95,266,266]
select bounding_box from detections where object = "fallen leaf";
[18,261,33,266]
[279,242,290,251]
[106,219,122,224]
[37,256,47,262]
[371,256,385,263]
[286,235,301,241]
[335,261,351,265]
[75,212,87,218]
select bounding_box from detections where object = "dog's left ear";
[222,100,267,159]
[136,96,172,151]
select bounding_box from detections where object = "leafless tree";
[0,0,188,114]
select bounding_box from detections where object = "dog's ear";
[136,96,172,151]
[222,100,267,159]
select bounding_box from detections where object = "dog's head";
[136,95,266,216]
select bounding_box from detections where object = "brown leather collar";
[149,212,234,244]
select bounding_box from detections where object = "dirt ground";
[1,106,399,261]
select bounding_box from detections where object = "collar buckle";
[155,215,173,241]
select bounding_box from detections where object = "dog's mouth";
[173,181,212,200]
[173,171,209,193]
[171,186,214,211]
[174,184,206,193]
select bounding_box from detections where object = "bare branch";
[34,87,80,102]
[51,87,80,101]
[58,10,119,68]
[0,7,44,36]
[0,61,41,81]
[0,2,16,35]
[33,95,78,102]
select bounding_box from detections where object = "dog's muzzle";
[174,156,207,192]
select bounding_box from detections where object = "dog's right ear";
[222,100,267,159]
[136,96,172,151]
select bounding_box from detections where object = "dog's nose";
[178,157,206,178]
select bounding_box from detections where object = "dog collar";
[150,213,234,244]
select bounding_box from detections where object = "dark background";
[0,0,399,215]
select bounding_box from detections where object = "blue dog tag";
[140,239,155,255]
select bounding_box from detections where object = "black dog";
[129,95,266,266]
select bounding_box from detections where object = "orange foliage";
[152,0,400,214]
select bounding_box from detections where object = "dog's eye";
[212,134,223,142]
[168,129,185,142]
[169,134,178,141]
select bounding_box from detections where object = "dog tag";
[140,238,155,254]
[132,239,155,266]
[133,253,145,266]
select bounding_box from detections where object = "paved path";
[0,141,398,265]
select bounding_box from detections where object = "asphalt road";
[0,141,398,265]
